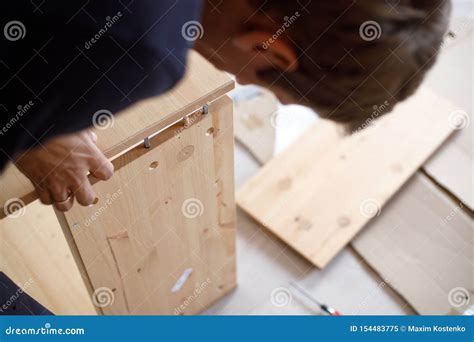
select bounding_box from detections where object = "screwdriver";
[290,281,341,316]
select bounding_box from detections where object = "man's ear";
[233,31,299,72]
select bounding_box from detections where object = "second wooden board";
[237,87,458,268]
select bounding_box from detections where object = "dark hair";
[256,0,451,130]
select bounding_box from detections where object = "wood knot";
[242,113,264,130]
[278,177,292,191]
[294,216,312,230]
[391,164,403,173]
[337,216,351,228]
[177,145,194,162]
[107,230,129,240]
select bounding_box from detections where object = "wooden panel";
[237,87,458,268]
[0,201,96,315]
[95,52,234,158]
[0,51,234,214]
[352,173,473,315]
[61,96,236,314]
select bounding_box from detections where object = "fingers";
[74,130,110,204]
[36,186,52,205]
[92,160,114,180]
[36,161,105,209]
[89,145,114,181]
[54,195,74,211]
[51,190,74,212]
[43,175,97,210]
[72,176,96,206]
[84,129,114,180]
[35,181,69,210]
[19,129,114,213]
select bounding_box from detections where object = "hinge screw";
[202,104,209,115]
[144,137,151,149]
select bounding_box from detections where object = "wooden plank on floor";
[352,173,473,315]
[205,205,415,315]
[0,201,96,315]
[237,87,458,268]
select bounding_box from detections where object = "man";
[1,0,450,212]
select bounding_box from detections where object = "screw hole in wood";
[149,161,159,170]
[206,127,214,136]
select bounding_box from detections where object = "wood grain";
[0,51,233,215]
[61,96,236,314]
[237,87,458,268]
[0,201,96,315]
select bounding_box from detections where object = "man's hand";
[15,130,114,211]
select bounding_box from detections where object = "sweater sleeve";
[0,0,203,170]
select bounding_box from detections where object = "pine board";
[0,201,96,315]
[237,87,458,268]
[61,96,236,314]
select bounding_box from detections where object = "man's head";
[195,0,451,129]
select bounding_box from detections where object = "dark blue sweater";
[0,0,203,170]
